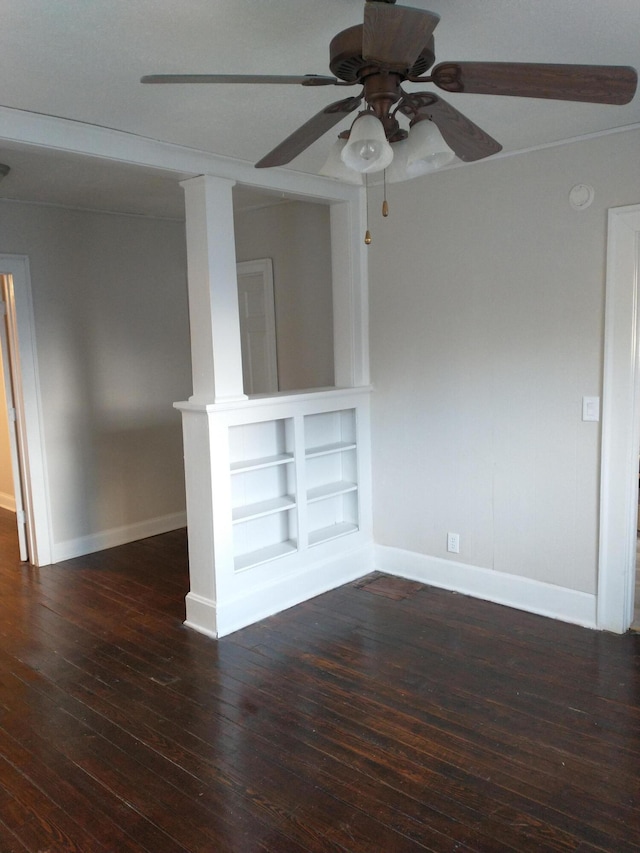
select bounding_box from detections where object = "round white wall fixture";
[569,184,594,210]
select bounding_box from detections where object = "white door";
[0,283,27,560]
[237,258,279,395]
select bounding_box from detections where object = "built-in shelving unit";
[177,387,371,639]
[226,406,360,570]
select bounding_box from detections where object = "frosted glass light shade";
[386,140,435,183]
[406,119,455,171]
[341,113,394,174]
[319,139,363,184]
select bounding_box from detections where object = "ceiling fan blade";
[431,62,637,105]
[141,74,339,86]
[255,95,363,168]
[400,92,502,162]
[363,3,439,71]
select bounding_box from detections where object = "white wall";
[0,201,190,554]
[369,129,640,597]
[234,200,334,391]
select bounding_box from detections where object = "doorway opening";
[0,341,16,514]
[0,277,28,560]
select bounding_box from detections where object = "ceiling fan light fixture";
[341,113,394,174]
[319,139,364,184]
[385,140,436,183]
[406,118,455,171]
[385,139,409,183]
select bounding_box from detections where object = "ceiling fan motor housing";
[330,24,434,140]
[329,25,435,83]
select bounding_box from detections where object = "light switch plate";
[582,396,600,422]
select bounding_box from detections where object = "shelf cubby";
[304,409,356,455]
[304,409,359,547]
[232,494,296,523]
[308,522,358,548]
[230,452,293,473]
[305,440,357,459]
[232,510,297,572]
[234,540,298,573]
[229,417,297,571]
[307,480,357,503]
[307,489,359,548]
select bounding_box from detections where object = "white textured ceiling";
[1,0,639,216]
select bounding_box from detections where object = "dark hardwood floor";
[0,509,639,852]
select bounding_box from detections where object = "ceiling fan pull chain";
[382,169,389,217]
[364,173,372,245]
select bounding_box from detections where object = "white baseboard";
[51,510,187,563]
[375,544,597,629]
[0,491,16,512]
[185,543,374,639]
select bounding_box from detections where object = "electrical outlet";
[447,532,460,554]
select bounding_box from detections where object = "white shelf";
[232,495,295,523]
[307,481,357,503]
[305,441,357,459]
[308,522,358,547]
[234,540,297,572]
[230,452,293,473]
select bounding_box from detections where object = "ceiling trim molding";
[478,121,640,166]
[0,194,186,223]
[364,120,640,185]
[0,106,359,204]
[2,105,638,195]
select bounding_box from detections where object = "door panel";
[237,259,278,395]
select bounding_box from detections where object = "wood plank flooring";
[0,508,639,851]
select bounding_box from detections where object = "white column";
[330,195,370,387]
[177,174,247,638]
[181,174,247,403]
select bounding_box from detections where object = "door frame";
[236,258,278,394]
[598,204,640,632]
[0,254,52,566]
[0,281,29,560]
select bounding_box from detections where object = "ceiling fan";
[141,0,637,171]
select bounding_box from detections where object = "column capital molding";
[180,174,237,192]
